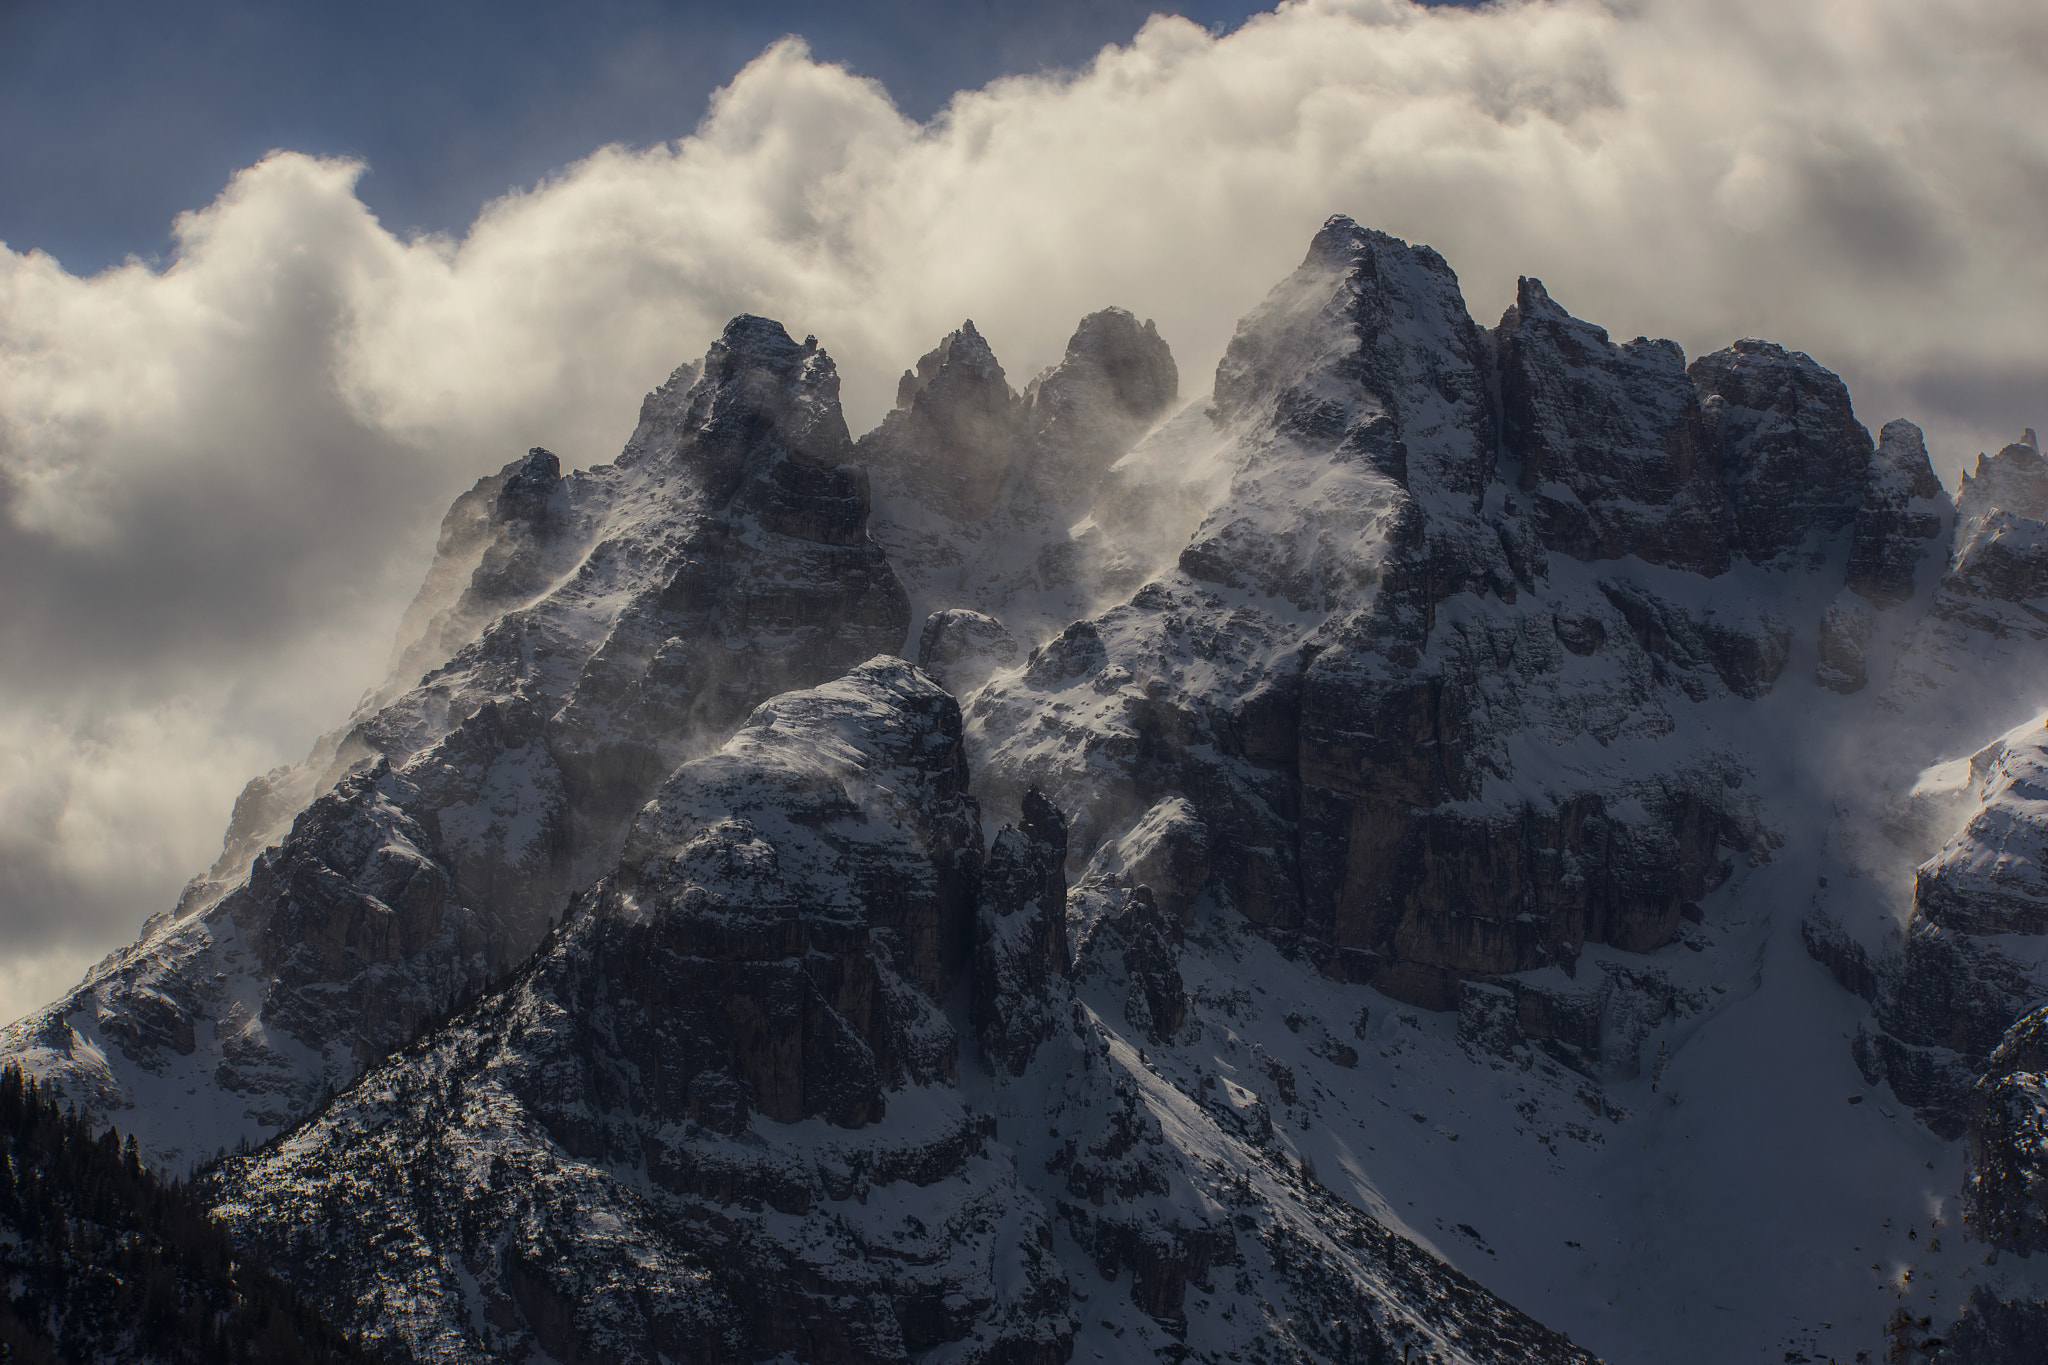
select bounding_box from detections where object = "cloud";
[1,0,2043,1022]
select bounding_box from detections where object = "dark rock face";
[211,661,1068,1365]
[1928,1287,2048,1365]
[1073,885,1187,1046]
[1817,598,1873,692]
[972,789,1072,1076]
[1690,338,1875,568]
[861,307,1176,521]
[208,661,1591,1365]
[1964,1003,2048,1253]
[1883,431,2044,724]
[1595,578,1791,700]
[973,217,1776,1014]
[1848,420,1946,606]
[604,658,984,1128]
[1080,794,1212,926]
[1456,965,1704,1080]
[3,315,909,1168]
[1853,717,2048,1136]
[1499,276,1732,573]
[916,607,1019,693]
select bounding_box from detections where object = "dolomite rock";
[1885,431,2047,734]
[1931,431,2048,639]
[1498,275,1732,574]
[973,217,1776,1012]
[208,660,1067,1365]
[972,788,1072,1077]
[1853,716,2048,1135]
[1690,338,1875,568]
[1016,306,1178,502]
[864,321,1022,521]
[1454,963,1700,1079]
[1848,419,1946,606]
[1073,885,1187,1046]
[3,315,909,1169]
[1079,794,1212,927]
[1817,598,1874,693]
[207,660,1594,1365]
[1964,1002,2048,1254]
[915,607,1018,693]
[25,209,2028,1363]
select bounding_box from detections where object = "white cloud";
[1,0,2043,1018]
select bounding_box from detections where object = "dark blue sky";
[0,0,1280,274]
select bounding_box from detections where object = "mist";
[3,0,2044,1022]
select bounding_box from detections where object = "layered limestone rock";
[1848,419,1947,607]
[1689,338,1876,569]
[1016,306,1179,504]
[1498,275,1732,573]
[209,661,1066,1365]
[208,661,1594,1365]
[971,789,1071,1077]
[1963,1002,2048,1254]
[1841,716,2048,1135]
[1805,435,2048,1139]
[2,316,909,1168]
[1455,962,1708,1081]
[1945,431,2048,616]
[1076,793,1212,927]
[21,211,2028,1361]
[971,218,1780,1011]
[866,320,1021,521]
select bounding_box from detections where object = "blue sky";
[0,0,1280,273]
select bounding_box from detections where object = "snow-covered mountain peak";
[1956,428,2048,531]
[1,314,907,1171]
[12,215,2048,1364]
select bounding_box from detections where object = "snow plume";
[2,0,2044,1021]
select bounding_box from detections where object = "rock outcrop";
[1847,716,2048,1135]
[18,212,2046,1364]
[1848,419,1946,607]
[860,308,1180,659]
[209,661,1065,1365]
[1690,338,1875,569]
[915,607,1019,693]
[1499,275,1731,573]
[972,219,1781,1011]
[1817,597,1874,693]
[208,661,1594,1365]
[971,788,1072,1076]
[1886,431,2047,728]
[1963,1002,2048,1254]
[2,316,909,1168]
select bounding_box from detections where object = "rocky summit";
[8,217,2048,1364]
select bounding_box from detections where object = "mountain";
[2,317,907,1171]
[7,216,2048,1363]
